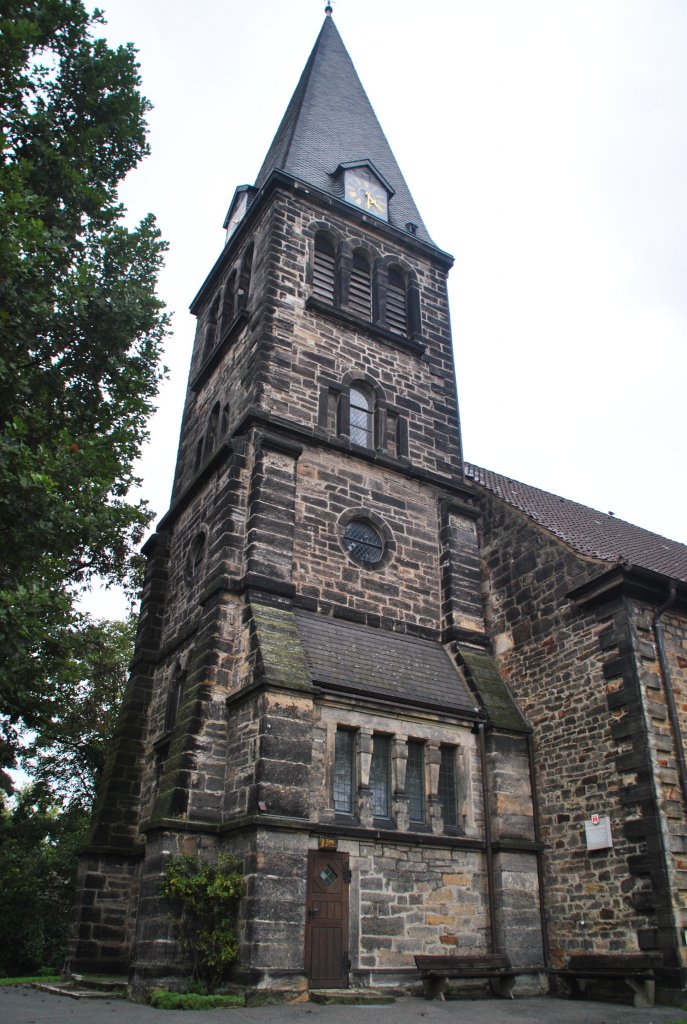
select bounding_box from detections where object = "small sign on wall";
[585,814,613,851]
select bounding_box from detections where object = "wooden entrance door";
[305,849,350,988]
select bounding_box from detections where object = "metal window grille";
[370,735,391,817]
[439,746,458,827]
[406,740,425,821]
[343,519,384,566]
[334,729,354,813]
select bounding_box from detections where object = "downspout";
[652,582,687,810]
[526,731,551,968]
[476,719,498,953]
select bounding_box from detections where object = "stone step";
[309,989,396,1005]
[33,975,127,1000]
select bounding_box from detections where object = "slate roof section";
[254,15,433,245]
[294,611,477,717]
[465,464,687,584]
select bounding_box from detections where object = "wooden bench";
[554,953,663,1008]
[414,953,516,1000]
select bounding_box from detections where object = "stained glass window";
[370,735,391,818]
[406,740,425,822]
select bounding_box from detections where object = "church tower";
[69,11,544,994]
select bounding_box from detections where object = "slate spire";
[254,14,432,243]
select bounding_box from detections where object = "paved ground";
[2,987,687,1024]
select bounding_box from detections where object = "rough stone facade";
[472,485,687,995]
[68,12,687,1004]
[68,167,545,996]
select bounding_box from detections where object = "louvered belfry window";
[349,252,372,320]
[386,268,407,335]
[313,234,336,304]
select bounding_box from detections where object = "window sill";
[306,296,425,357]
[372,817,395,829]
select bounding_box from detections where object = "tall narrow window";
[349,252,372,319]
[164,667,185,733]
[349,384,373,447]
[222,270,237,331]
[386,269,407,335]
[313,234,336,304]
[439,746,458,828]
[203,402,220,461]
[203,296,220,357]
[238,243,253,311]
[406,740,425,823]
[194,438,204,473]
[219,403,229,438]
[334,728,355,814]
[370,735,391,818]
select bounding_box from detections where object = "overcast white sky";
[88,0,686,616]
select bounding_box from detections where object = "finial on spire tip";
[325,3,333,15]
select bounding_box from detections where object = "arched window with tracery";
[349,252,372,320]
[313,233,336,304]
[349,383,374,448]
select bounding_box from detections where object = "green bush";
[161,854,244,991]
[149,991,245,1010]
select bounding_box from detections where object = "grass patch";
[0,975,60,986]
[150,991,246,1010]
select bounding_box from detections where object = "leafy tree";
[21,616,136,812]
[0,1,168,772]
[0,785,88,976]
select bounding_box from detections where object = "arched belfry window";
[349,252,372,320]
[164,662,186,733]
[313,233,336,304]
[349,384,373,448]
[238,243,253,311]
[203,296,220,357]
[222,270,237,332]
[203,401,220,461]
[386,268,407,335]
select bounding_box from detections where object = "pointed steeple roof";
[255,14,433,244]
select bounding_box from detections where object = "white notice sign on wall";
[584,815,613,851]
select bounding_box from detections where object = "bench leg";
[570,977,587,1000]
[491,975,516,999]
[626,978,655,1009]
[423,976,447,1001]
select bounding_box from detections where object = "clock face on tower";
[344,168,388,221]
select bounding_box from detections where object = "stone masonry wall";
[628,604,687,971]
[259,188,462,481]
[475,491,660,966]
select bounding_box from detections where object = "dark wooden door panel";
[305,850,349,988]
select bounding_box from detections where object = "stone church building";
[68,11,687,1000]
